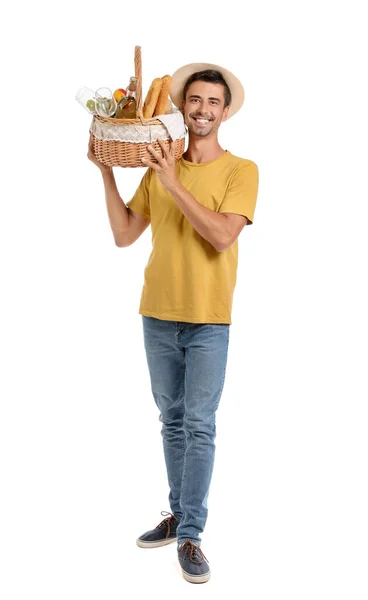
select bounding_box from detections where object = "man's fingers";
[147,142,165,166]
[141,157,156,168]
[157,138,166,149]
[157,137,171,159]
[147,144,159,158]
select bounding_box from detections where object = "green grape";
[86,99,96,112]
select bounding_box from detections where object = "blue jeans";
[142,316,230,547]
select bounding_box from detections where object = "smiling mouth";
[192,117,212,124]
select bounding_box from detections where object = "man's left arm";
[164,179,248,252]
[142,139,249,253]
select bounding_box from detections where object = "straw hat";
[169,62,245,119]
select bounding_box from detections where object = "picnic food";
[80,45,186,167]
[95,88,117,117]
[115,77,138,119]
[113,88,127,102]
[153,75,172,116]
[143,77,162,119]
[86,99,96,112]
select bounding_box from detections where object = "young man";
[88,63,259,584]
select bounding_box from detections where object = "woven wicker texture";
[91,46,185,168]
[94,136,185,168]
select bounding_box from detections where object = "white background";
[1,1,367,598]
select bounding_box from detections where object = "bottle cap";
[129,76,138,92]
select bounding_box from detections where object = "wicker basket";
[90,46,185,168]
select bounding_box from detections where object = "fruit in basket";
[86,99,96,112]
[113,88,127,102]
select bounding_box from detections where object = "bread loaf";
[153,75,172,117]
[143,78,162,119]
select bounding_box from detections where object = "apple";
[113,88,127,103]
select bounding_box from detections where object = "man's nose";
[197,100,212,114]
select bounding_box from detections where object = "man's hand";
[141,138,179,191]
[87,133,112,174]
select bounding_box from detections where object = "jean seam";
[176,362,186,516]
[178,352,188,507]
[217,327,230,399]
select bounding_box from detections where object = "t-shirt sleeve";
[218,161,259,224]
[125,168,152,220]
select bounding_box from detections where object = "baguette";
[143,78,162,119]
[153,74,172,116]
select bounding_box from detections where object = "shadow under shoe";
[178,541,211,583]
[136,511,180,548]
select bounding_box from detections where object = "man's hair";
[182,70,232,108]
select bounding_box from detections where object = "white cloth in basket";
[155,111,186,140]
[90,110,186,144]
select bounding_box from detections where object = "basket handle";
[134,46,143,119]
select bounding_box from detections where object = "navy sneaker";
[136,511,180,548]
[177,541,211,583]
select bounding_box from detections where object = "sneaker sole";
[181,568,211,584]
[136,537,177,548]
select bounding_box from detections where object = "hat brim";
[169,62,245,119]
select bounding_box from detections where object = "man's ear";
[221,105,230,122]
[180,100,185,115]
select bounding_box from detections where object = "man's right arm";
[88,134,150,246]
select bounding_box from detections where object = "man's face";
[181,80,229,137]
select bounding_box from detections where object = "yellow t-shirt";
[126,150,259,325]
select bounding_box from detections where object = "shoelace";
[178,540,208,564]
[156,510,179,539]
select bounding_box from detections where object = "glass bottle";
[115,77,138,119]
